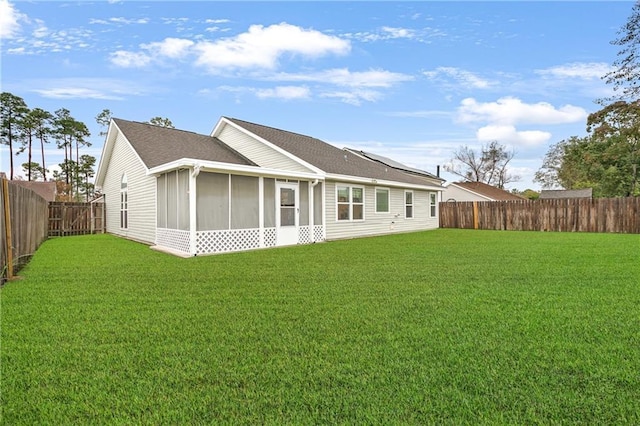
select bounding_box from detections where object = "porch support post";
[189,168,198,255]
[309,180,314,242]
[258,177,264,248]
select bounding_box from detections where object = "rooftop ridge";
[226,117,322,142]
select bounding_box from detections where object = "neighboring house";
[95,117,444,256]
[539,188,593,199]
[442,181,524,202]
[11,180,57,202]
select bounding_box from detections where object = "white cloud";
[110,50,152,67]
[109,23,350,72]
[456,97,587,147]
[535,62,612,80]
[109,17,150,25]
[32,19,48,38]
[476,125,551,146]
[320,89,381,106]
[205,19,230,24]
[194,23,350,72]
[271,68,413,88]
[141,38,194,58]
[28,78,147,100]
[0,0,23,38]
[347,26,446,43]
[255,86,311,100]
[457,97,587,126]
[31,87,124,100]
[424,67,496,89]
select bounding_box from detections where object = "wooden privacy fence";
[1,178,49,283]
[439,197,640,234]
[48,201,105,237]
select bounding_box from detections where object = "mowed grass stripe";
[2,230,639,424]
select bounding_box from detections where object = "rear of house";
[95,116,444,256]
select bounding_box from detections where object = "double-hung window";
[375,188,390,213]
[405,190,414,219]
[337,185,364,221]
[430,193,437,217]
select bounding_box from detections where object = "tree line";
[0,92,95,201]
[0,93,175,202]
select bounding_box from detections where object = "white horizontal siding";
[102,130,156,244]
[442,185,491,202]
[324,180,438,240]
[218,124,312,174]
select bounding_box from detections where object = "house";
[441,181,523,202]
[95,117,444,256]
[11,180,57,202]
[539,188,592,199]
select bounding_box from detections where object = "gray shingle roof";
[113,118,255,169]
[226,118,442,187]
[539,188,593,199]
[453,181,524,201]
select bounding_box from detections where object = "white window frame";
[430,192,437,218]
[336,184,365,221]
[404,190,414,219]
[120,173,128,229]
[375,187,390,213]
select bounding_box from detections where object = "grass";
[1,229,639,424]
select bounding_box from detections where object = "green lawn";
[2,230,639,424]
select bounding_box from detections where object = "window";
[405,190,414,219]
[430,193,437,217]
[120,174,128,229]
[336,185,364,221]
[375,188,389,213]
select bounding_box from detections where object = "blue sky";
[1,0,634,190]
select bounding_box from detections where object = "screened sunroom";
[153,167,325,256]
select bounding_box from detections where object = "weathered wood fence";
[1,178,50,283]
[439,197,640,234]
[48,201,105,237]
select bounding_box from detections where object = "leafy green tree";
[96,108,112,137]
[587,100,640,194]
[21,162,46,181]
[29,108,54,181]
[146,116,174,128]
[514,189,540,200]
[603,1,640,101]
[446,140,520,189]
[53,109,90,197]
[0,92,29,179]
[76,154,96,201]
[53,108,74,186]
[536,135,637,197]
[16,106,37,181]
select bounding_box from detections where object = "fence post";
[2,179,13,280]
[473,201,479,230]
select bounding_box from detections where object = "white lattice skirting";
[156,225,326,256]
[156,228,191,254]
[196,229,261,255]
[314,225,325,242]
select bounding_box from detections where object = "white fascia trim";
[95,120,118,188]
[95,120,150,189]
[147,158,325,181]
[449,183,492,201]
[326,173,444,191]
[213,117,326,175]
